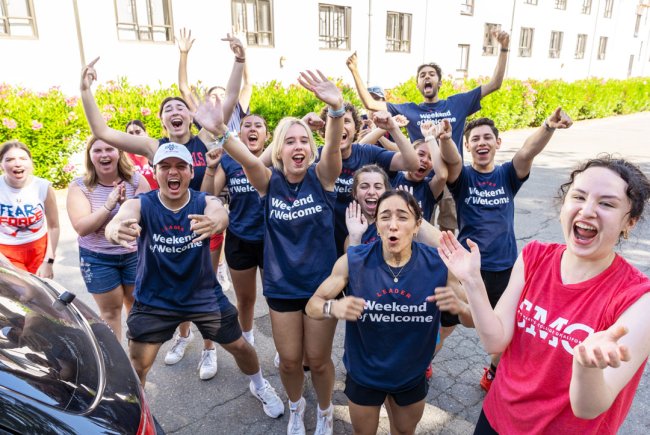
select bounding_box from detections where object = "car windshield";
[0,267,100,413]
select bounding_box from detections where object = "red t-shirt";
[128,153,158,189]
[484,241,650,434]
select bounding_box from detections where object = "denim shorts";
[79,247,138,294]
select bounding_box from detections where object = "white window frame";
[0,0,37,38]
[483,23,502,56]
[575,34,587,59]
[114,0,173,42]
[386,11,411,53]
[555,0,567,10]
[457,44,470,72]
[598,36,608,60]
[519,27,534,57]
[604,0,614,18]
[319,3,351,50]
[549,31,563,58]
[231,0,274,47]
[582,0,592,14]
[460,0,474,16]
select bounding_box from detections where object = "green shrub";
[0,75,648,187]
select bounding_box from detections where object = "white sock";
[289,398,304,410]
[249,370,265,391]
[242,330,254,345]
[318,403,333,416]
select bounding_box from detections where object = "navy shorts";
[225,231,264,271]
[344,374,429,407]
[266,297,310,313]
[79,247,137,294]
[126,301,241,344]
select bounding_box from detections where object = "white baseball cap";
[153,142,193,166]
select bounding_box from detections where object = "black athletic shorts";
[344,374,429,407]
[126,301,241,344]
[481,267,513,308]
[266,297,310,313]
[474,409,499,434]
[225,230,264,271]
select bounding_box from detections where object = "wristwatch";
[323,300,333,318]
[46,258,55,264]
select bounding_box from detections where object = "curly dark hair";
[317,102,362,143]
[558,154,650,223]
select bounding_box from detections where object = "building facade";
[1,0,649,93]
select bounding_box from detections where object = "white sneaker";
[164,330,194,365]
[314,405,334,435]
[198,348,218,380]
[287,397,306,435]
[249,379,284,418]
[217,262,231,291]
[274,351,280,368]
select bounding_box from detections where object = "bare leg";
[385,395,425,435]
[220,337,260,375]
[92,285,127,340]
[303,314,337,409]
[129,341,163,386]
[269,309,304,402]
[230,267,258,333]
[348,401,381,435]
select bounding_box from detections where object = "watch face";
[47,258,55,264]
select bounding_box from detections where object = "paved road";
[53,112,650,434]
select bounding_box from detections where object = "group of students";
[1,27,649,435]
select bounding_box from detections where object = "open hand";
[297,70,343,108]
[574,325,631,369]
[177,28,195,53]
[438,231,481,283]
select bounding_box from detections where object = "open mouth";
[292,154,305,165]
[476,148,489,156]
[99,159,112,168]
[424,82,433,92]
[364,197,378,211]
[170,118,183,128]
[12,169,25,176]
[573,222,597,242]
[247,132,258,144]
[167,179,181,192]
[388,236,399,243]
[417,166,428,175]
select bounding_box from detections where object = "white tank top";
[0,175,50,245]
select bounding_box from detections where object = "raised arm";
[239,60,252,112]
[512,107,572,179]
[80,58,158,160]
[192,93,271,195]
[570,293,650,418]
[434,119,462,184]
[419,121,448,198]
[345,201,368,248]
[346,51,387,112]
[177,27,196,111]
[297,70,343,190]
[306,255,365,321]
[220,33,246,126]
[105,198,142,249]
[37,186,59,279]
[372,111,418,171]
[481,31,510,98]
[438,231,524,353]
[200,148,226,195]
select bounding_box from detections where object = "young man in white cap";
[105,142,284,418]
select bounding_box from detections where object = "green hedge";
[0,76,648,188]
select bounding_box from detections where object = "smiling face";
[160,99,192,141]
[155,157,193,202]
[240,115,268,155]
[340,111,356,156]
[465,125,500,172]
[1,146,33,187]
[416,66,442,101]
[89,140,120,176]
[408,141,433,181]
[560,166,636,264]
[354,171,389,219]
[376,193,421,257]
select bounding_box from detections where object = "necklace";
[386,263,406,283]
[158,191,190,213]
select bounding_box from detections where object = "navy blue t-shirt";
[134,189,233,313]
[158,136,208,191]
[262,165,337,299]
[448,161,528,271]
[387,86,482,158]
[390,171,439,221]
[319,143,395,257]
[344,240,445,391]
[361,222,378,245]
[221,154,264,242]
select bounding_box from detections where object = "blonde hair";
[270,117,318,172]
[83,136,135,188]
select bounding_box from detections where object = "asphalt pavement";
[52,112,650,434]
